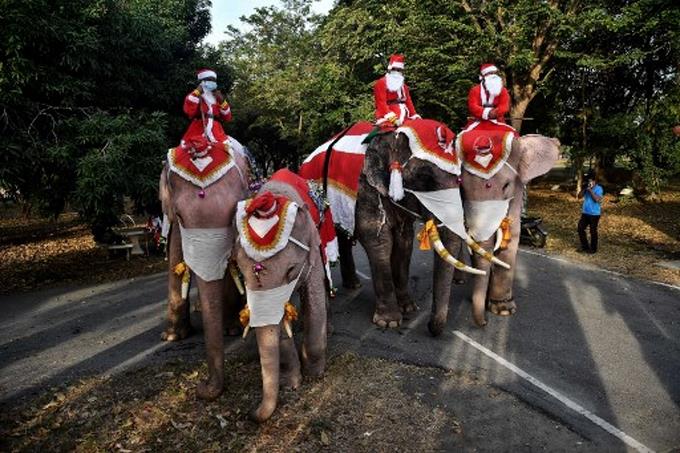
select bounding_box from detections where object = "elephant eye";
[503,182,511,191]
[286,266,298,282]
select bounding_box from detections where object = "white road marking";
[452,330,655,453]
[356,270,371,280]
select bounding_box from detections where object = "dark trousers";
[578,213,600,252]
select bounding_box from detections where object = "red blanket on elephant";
[298,121,373,235]
[396,118,459,174]
[167,141,235,189]
[269,169,338,263]
[456,120,518,179]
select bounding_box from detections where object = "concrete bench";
[106,243,134,261]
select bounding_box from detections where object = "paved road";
[1,245,679,451]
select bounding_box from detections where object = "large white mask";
[465,198,511,242]
[246,266,303,328]
[404,188,467,239]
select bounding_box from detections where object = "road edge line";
[452,330,655,453]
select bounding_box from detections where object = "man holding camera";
[577,171,604,253]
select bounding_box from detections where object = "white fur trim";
[481,65,498,75]
[187,94,200,104]
[328,187,357,235]
[325,237,339,262]
[388,61,404,70]
[482,107,492,120]
[197,69,217,80]
[220,107,231,115]
[396,127,461,175]
[236,199,300,262]
[389,168,405,201]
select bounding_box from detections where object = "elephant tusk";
[283,319,293,339]
[425,221,486,275]
[242,324,251,339]
[228,262,245,295]
[464,236,511,269]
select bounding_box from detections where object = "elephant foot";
[342,275,362,290]
[488,297,516,317]
[372,310,402,328]
[160,323,193,342]
[399,301,419,314]
[196,377,224,401]
[250,401,277,423]
[427,317,445,337]
[303,360,325,379]
[280,369,302,390]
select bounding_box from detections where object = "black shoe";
[588,249,597,254]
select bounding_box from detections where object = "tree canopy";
[1,0,678,236]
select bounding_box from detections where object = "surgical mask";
[201,80,217,92]
[464,198,511,242]
[404,188,467,239]
[245,266,303,327]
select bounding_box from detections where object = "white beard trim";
[245,267,302,328]
[404,188,467,240]
[178,223,233,282]
[464,198,511,242]
[389,167,405,201]
[386,71,405,92]
[484,74,503,97]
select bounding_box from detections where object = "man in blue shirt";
[577,171,604,253]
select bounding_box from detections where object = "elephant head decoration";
[233,169,328,422]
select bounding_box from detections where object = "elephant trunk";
[250,324,280,423]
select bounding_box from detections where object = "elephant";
[159,137,250,400]
[428,133,561,332]
[354,122,505,328]
[233,169,327,422]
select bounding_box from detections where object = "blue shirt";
[582,184,603,215]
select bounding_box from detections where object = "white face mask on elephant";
[246,266,304,328]
[464,198,512,242]
[404,188,510,271]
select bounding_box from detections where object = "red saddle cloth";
[396,118,459,174]
[167,141,235,189]
[456,120,519,179]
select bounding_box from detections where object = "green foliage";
[0,0,218,236]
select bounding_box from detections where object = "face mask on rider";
[201,80,217,92]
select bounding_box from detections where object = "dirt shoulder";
[527,184,680,287]
[0,352,589,452]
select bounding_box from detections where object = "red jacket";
[374,76,418,126]
[467,84,510,122]
[182,89,232,143]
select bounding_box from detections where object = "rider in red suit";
[182,68,232,144]
[466,63,511,125]
[373,54,421,127]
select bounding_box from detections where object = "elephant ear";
[296,202,321,252]
[362,134,394,197]
[516,134,561,184]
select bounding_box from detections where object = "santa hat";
[246,191,279,219]
[480,63,498,76]
[187,134,211,152]
[387,54,405,71]
[196,68,217,80]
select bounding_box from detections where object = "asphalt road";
[1,245,679,451]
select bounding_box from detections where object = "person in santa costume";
[182,68,232,144]
[467,63,511,125]
[373,54,421,127]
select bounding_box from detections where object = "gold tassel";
[417,220,437,250]
[500,217,512,250]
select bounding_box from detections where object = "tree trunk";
[510,95,532,132]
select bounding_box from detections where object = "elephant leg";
[393,221,416,314]
[222,270,244,336]
[195,277,225,401]
[452,240,469,285]
[300,262,327,377]
[251,325,280,423]
[338,231,361,289]
[428,228,464,336]
[470,239,494,328]
[279,333,302,390]
[161,222,193,342]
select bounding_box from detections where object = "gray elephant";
[428,132,560,332]
[233,168,327,422]
[159,136,249,399]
